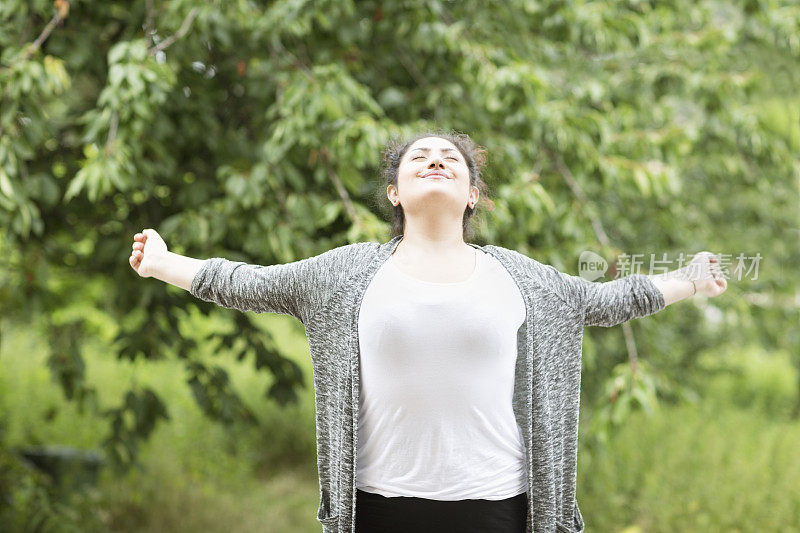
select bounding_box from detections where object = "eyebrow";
[409,147,460,157]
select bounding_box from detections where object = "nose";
[427,157,445,169]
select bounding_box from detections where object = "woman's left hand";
[687,251,728,297]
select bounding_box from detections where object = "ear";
[470,184,479,205]
[387,184,398,205]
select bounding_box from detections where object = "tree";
[1,0,798,470]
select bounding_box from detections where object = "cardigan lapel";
[346,235,403,532]
[478,244,537,533]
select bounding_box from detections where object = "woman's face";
[387,136,478,221]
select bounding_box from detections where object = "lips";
[422,171,450,179]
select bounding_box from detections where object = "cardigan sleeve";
[542,265,666,327]
[188,242,369,324]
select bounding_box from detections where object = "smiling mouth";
[423,173,450,179]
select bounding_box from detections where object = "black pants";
[355,488,528,533]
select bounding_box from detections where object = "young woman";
[129,131,726,533]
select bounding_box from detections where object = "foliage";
[0,431,83,533]
[579,398,800,532]
[0,0,798,471]
[2,320,798,532]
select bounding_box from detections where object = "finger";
[133,242,143,251]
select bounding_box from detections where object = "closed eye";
[413,156,459,161]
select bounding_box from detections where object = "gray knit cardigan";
[189,234,666,533]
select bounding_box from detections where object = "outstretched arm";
[544,250,728,327]
[647,251,728,306]
[130,229,204,291]
[130,228,369,323]
[552,270,666,327]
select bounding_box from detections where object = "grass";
[578,347,800,532]
[1,312,323,532]
[579,401,800,532]
[2,316,799,532]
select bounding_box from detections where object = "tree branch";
[548,149,612,247]
[147,7,200,55]
[269,38,314,80]
[19,1,69,62]
[104,111,119,156]
[395,48,428,88]
[144,0,156,48]
[319,148,359,224]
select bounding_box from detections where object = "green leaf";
[632,167,651,196]
[108,42,128,65]
[0,167,14,198]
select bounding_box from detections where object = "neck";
[395,218,469,256]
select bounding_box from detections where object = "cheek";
[395,171,413,192]
[400,161,421,177]
[398,162,422,184]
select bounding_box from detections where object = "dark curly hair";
[375,129,494,241]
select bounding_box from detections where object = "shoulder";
[482,244,583,312]
[482,244,556,281]
[323,240,376,255]
[309,240,377,268]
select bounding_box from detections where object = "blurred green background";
[1,0,799,531]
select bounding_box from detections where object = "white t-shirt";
[355,247,528,500]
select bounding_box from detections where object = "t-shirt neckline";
[387,248,484,286]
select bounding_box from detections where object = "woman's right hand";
[130,228,169,278]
